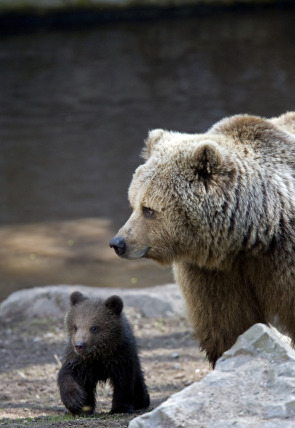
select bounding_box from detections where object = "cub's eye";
[142,206,155,219]
[90,326,98,333]
[73,325,78,332]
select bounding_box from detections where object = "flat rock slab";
[0,283,186,323]
[129,324,295,428]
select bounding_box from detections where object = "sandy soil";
[0,219,173,302]
[0,307,210,427]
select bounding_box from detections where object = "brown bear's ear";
[105,295,124,315]
[192,140,224,177]
[141,129,165,160]
[70,291,88,306]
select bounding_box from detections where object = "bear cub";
[58,291,150,415]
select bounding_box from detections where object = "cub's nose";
[109,236,126,256]
[75,341,86,355]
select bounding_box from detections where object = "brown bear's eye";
[142,206,155,219]
[90,326,98,333]
[73,325,78,332]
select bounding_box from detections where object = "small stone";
[171,352,179,359]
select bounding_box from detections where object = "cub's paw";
[60,383,91,415]
[134,393,150,410]
[110,403,134,414]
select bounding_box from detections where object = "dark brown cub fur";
[57,291,150,415]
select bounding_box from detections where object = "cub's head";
[66,291,124,358]
[110,128,236,267]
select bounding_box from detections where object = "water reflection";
[0,7,294,300]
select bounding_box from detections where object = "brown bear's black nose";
[75,342,86,354]
[109,236,126,256]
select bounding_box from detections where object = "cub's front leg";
[110,370,135,414]
[58,364,95,415]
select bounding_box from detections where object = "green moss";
[0,412,136,427]
[0,414,72,427]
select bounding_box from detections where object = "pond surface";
[0,7,295,301]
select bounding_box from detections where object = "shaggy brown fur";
[58,292,150,414]
[110,112,295,367]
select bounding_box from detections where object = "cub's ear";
[105,295,124,315]
[192,140,224,177]
[141,129,165,160]
[70,291,88,306]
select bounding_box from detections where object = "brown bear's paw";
[134,392,150,411]
[61,383,93,416]
[110,403,134,414]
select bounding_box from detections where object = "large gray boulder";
[129,324,295,428]
[0,283,185,323]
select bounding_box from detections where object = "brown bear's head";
[66,291,124,358]
[110,128,237,268]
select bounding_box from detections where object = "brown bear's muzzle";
[109,235,149,259]
[109,236,126,257]
[75,341,87,356]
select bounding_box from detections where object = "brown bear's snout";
[75,341,86,355]
[109,236,126,257]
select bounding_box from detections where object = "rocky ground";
[3,285,295,427]
[0,290,210,428]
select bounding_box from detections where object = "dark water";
[0,7,295,301]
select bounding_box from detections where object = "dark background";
[0,6,294,300]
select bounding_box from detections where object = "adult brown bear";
[110,112,295,367]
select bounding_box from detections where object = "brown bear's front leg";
[58,364,95,415]
[133,367,150,410]
[110,374,135,414]
[174,262,267,367]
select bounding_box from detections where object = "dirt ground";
[0,307,210,428]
